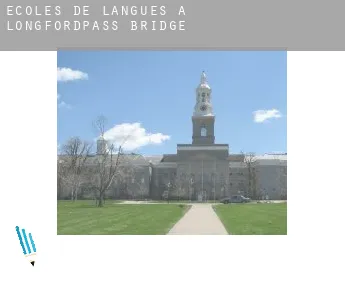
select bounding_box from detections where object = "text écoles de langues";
[5,5,186,31]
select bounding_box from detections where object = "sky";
[57,51,287,155]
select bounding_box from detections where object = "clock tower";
[192,71,215,145]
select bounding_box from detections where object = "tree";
[89,115,138,207]
[162,190,169,201]
[113,165,136,199]
[242,151,259,200]
[139,176,146,200]
[57,137,92,201]
[93,114,107,137]
[173,174,185,201]
[91,142,124,207]
[163,181,172,203]
[57,158,64,199]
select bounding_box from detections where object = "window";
[201,126,207,137]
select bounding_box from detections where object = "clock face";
[200,105,207,111]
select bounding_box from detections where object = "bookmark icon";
[15,226,36,266]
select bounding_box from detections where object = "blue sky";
[57,51,286,155]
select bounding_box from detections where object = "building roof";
[58,153,151,166]
[57,153,287,167]
[255,159,287,166]
[227,154,245,162]
[143,155,163,164]
[161,154,178,162]
[256,153,287,160]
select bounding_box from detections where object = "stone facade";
[57,153,287,201]
[57,72,287,201]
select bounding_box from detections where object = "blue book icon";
[15,226,36,266]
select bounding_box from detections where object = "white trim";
[177,146,228,151]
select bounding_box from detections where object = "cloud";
[57,67,88,82]
[103,123,170,151]
[58,101,72,109]
[253,109,282,123]
[57,93,72,109]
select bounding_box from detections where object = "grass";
[57,200,190,235]
[213,203,287,235]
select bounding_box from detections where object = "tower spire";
[192,71,215,145]
[200,71,207,84]
[193,71,213,116]
[197,71,210,90]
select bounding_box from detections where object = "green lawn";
[57,200,189,235]
[214,203,287,235]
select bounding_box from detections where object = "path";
[167,204,228,235]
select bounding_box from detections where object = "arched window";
[201,126,207,136]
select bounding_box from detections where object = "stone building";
[57,72,287,201]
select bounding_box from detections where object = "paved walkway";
[167,204,228,235]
